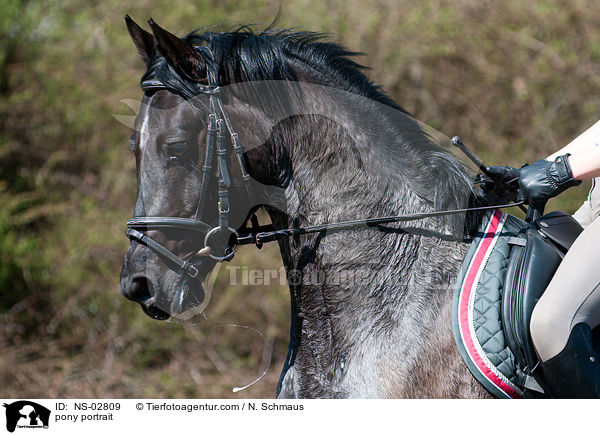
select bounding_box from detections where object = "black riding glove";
[517,154,581,209]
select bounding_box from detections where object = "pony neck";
[268,98,475,397]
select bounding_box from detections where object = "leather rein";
[126,46,525,280]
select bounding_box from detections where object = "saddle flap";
[502,224,563,379]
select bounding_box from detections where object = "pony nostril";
[127,277,153,302]
[123,276,170,320]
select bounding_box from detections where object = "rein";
[235,201,526,247]
[128,200,525,280]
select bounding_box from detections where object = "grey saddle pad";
[451,210,527,399]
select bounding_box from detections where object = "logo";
[3,401,50,433]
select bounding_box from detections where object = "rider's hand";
[478,165,520,202]
[517,154,581,209]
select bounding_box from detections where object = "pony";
[120,16,494,398]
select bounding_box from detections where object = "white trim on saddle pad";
[454,210,523,399]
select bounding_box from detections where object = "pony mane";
[142,25,405,113]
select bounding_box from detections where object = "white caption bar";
[0,398,591,434]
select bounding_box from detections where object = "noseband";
[126,46,253,279]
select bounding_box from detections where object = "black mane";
[143,26,405,113]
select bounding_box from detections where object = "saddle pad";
[452,209,527,399]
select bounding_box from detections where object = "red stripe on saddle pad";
[458,210,522,399]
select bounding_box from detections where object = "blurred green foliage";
[0,0,599,397]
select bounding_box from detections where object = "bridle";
[125,46,526,282]
[126,46,254,279]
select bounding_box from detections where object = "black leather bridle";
[125,46,526,282]
[126,46,255,278]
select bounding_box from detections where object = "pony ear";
[125,15,156,65]
[148,18,206,82]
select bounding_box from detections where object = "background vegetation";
[1,0,598,398]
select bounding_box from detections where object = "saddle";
[452,209,583,398]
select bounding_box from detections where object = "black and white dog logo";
[3,401,50,432]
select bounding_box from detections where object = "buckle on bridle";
[181,261,200,278]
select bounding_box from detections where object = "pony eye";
[163,140,189,159]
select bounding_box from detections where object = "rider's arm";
[568,149,600,180]
[547,119,600,181]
